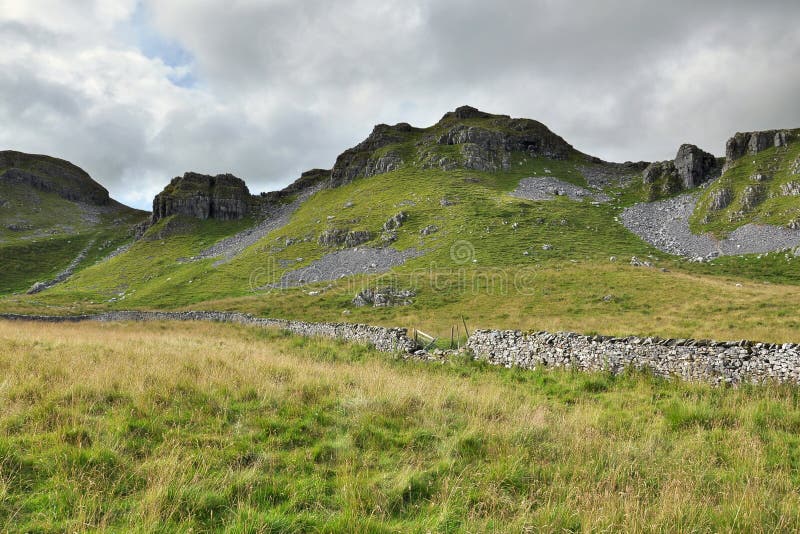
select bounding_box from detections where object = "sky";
[0,0,798,210]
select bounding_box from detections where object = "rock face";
[422,106,574,173]
[740,185,766,211]
[708,187,733,211]
[329,105,575,185]
[152,172,251,223]
[674,144,719,189]
[725,129,793,165]
[0,151,110,205]
[330,122,421,186]
[642,144,719,198]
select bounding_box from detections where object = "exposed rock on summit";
[328,105,576,185]
[423,106,575,172]
[152,172,251,223]
[0,150,110,205]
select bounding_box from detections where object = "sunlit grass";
[3,320,800,531]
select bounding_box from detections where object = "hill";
[1,107,800,342]
[0,151,148,294]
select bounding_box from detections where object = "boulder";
[420,224,439,236]
[352,286,415,307]
[152,172,251,223]
[383,212,408,231]
[318,228,372,248]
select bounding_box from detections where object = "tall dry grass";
[2,320,800,532]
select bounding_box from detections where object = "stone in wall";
[467,329,800,385]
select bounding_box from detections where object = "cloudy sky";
[1,0,798,209]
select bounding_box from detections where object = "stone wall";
[467,329,800,385]
[7,310,800,385]
[0,311,418,354]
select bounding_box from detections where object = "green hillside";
[2,110,800,342]
[691,129,800,235]
[0,152,148,294]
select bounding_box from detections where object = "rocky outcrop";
[420,224,439,235]
[708,187,733,211]
[781,182,800,197]
[424,108,574,172]
[740,184,766,211]
[642,144,720,198]
[330,122,420,186]
[352,287,415,307]
[725,129,793,166]
[674,144,719,189]
[152,172,251,223]
[259,168,330,204]
[439,105,495,121]
[318,228,372,248]
[0,151,110,205]
[329,106,575,184]
[383,212,408,231]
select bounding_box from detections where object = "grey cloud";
[1,0,799,209]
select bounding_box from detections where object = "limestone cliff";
[152,172,251,223]
[642,144,720,199]
[328,105,576,187]
[725,129,793,166]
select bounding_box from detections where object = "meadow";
[3,320,800,532]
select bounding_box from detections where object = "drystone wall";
[0,311,418,354]
[6,311,800,385]
[467,329,800,385]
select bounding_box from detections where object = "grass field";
[4,320,800,531]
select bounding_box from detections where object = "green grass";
[4,320,800,531]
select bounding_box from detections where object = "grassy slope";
[0,182,147,294]
[691,132,800,236]
[4,320,800,532]
[2,119,800,342]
